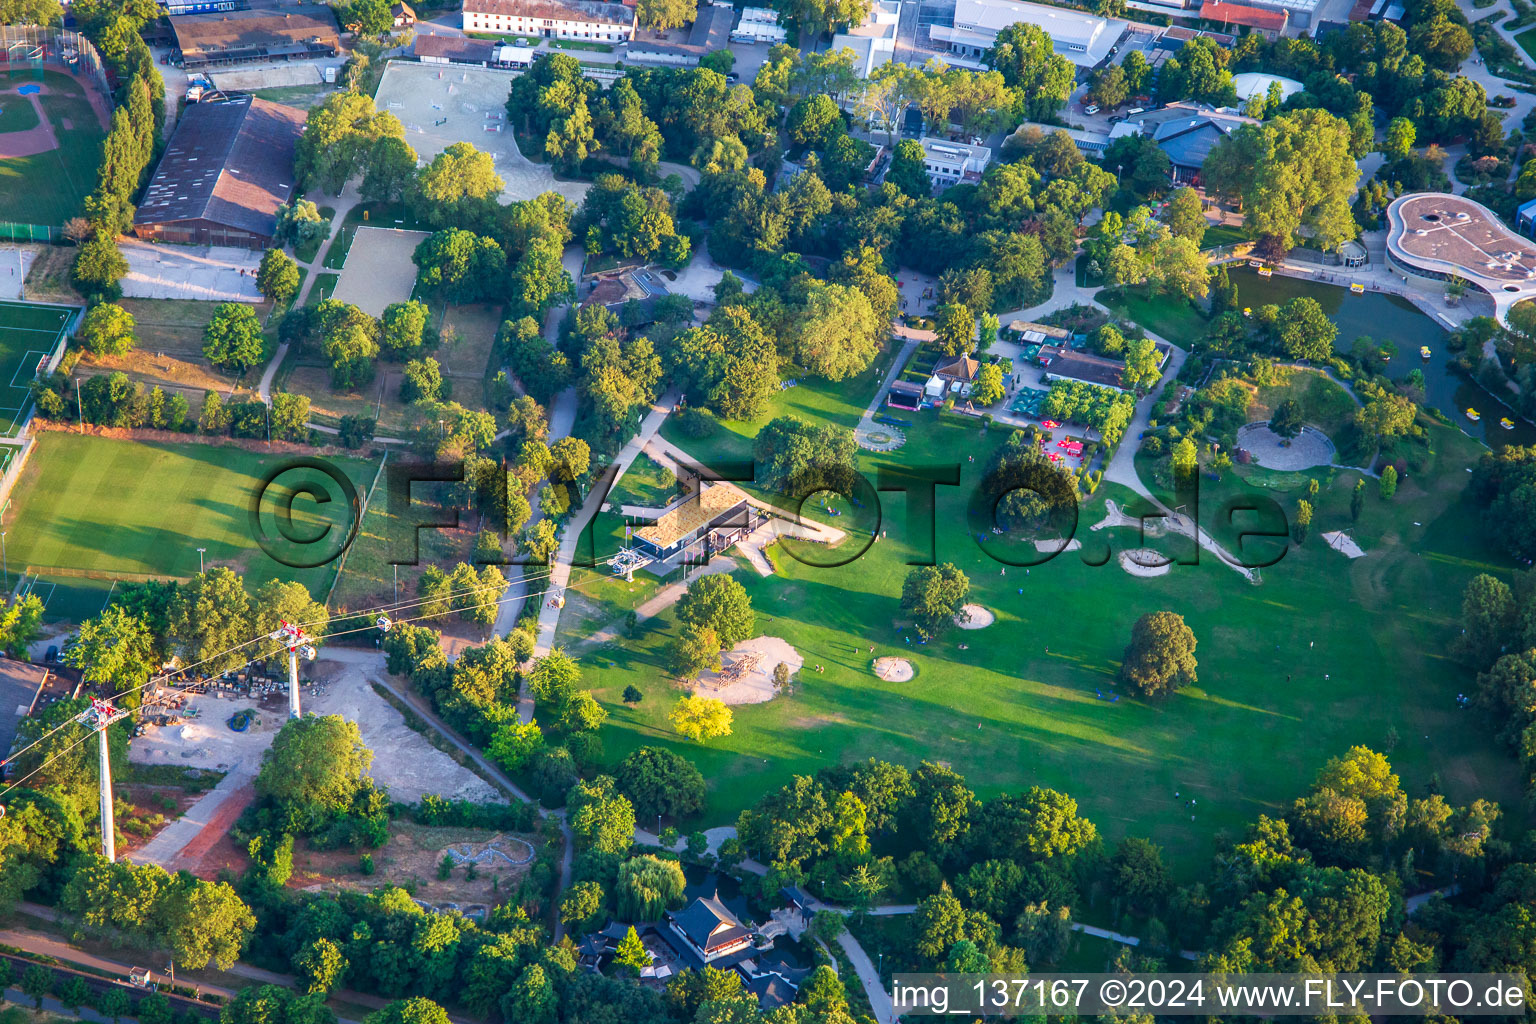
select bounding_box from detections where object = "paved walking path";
[132,768,254,870]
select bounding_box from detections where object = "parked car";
[1084,104,1100,114]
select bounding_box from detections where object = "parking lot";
[119,239,262,302]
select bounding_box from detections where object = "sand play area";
[1120,549,1172,577]
[694,635,801,704]
[873,656,914,682]
[1322,531,1366,558]
[955,603,995,629]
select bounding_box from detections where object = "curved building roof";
[1386,192,1536,323]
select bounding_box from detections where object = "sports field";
[0,70,107,228]
[574,406,1523,877]
[5,434,380,620]
[0,299,74,435]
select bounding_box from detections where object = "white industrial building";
[930,0,1125,67]
[1229,71,1303,103]
[919,137,991,189]
[732,6,787,42]
[831,0,901,77]
[460,0,635,42]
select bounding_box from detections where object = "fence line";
[0,25,112,99]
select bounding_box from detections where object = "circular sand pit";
[955,603,995,629]
[1120,549,1172,577]
[873,656,914,682]
[694,635,802,704]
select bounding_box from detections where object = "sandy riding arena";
[1120,549,1172,577]
[955,603,995,629]
[1322,531,1366,558]
[333,227,430,317]
[873,656,914,682]
[694,635,801,704]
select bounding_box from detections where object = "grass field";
[0,70,105,228]
[6,434,380,619]
[0,299,73,434]
[575,404,1523,878]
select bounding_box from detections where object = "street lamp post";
[2,531,8,593]
[196,547,206,574]
[75,378,82,431]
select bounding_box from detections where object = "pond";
[1229,268,1535,449]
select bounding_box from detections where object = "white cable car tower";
[269,621,317,719]
[78,698,130,862]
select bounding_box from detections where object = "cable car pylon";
[78,698,129,862]
[269,621,316,719]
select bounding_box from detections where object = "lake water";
[1229,268,1534,449]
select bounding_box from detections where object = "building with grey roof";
[170,6,339,69]
[930,0,1126,67]
[628,1,735,65]
[132,93,305,250]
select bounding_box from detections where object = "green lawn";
[6,434,379,618]
[1251,366,1359,437]
[0,96,40,132]
[576,408,1523,878]
[0,71,105,228]
[1516,23,1536,60]
[606,453,677,511]
[1097,287,1208,342]
[1201,224,1248,249]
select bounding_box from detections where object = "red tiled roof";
[1199,0,1288,30]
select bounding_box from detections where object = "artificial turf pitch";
[5,433,379,617]
[0,299,73,435]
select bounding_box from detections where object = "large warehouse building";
[132,94,306,250]
[169,6,340,69]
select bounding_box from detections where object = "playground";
[693,635,800,705]
[372,60,589,204]
[0,69,109,230]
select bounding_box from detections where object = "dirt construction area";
[373,60,590,205]
[129,652,500,803]
[332,226,430,317]
[119,239,262,302]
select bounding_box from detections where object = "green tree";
[170,568,251,674]
[254,716,372,831]
[1164,186,1206,243]
[380,300,432,357]
[1351,478,1366,521]
[71,232,128,297]
[401,357,446,404]
[293,938,347,994]
[615,746,705,821]
[488,719,544,773]
[675,574,754,650]
[1204,109,1359,253]
[901,563,970,638]
[1278,297,1338,361]
[793,281,880,381]
[614,925,650,974]
[65,606,154,701]
[935,302,974,356]
[504,965,556,1024]
[986,22,1075,121]
[567,776,636,853]
[560,880,604,927]
[256,249,300,305]
[21,964,49,1010]
[363,999,449,1024]
[1380,464,1398,498]
[887,139,931,198]
[1383,116,1416,159]
[668,622,721,678]
[971,363,1005,406]
[80,302,136,355]
[202,303,265,374]
[1120,611,1198,697]
[340,0,393,34]
[1271,398,1304,439]
[614,855,687,920]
